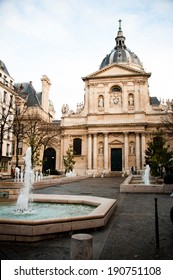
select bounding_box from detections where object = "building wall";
[0,64,16,174]
[1,57,172,176]
[60,63,172,175]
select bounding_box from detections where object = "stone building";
[0,21,172,176]
[0,60,18,175]
[60,20,173,175]
[12,75,60,173]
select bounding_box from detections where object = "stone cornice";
[82,63,151,81]
[82,73,151,81]
[61,122,164,129]
[0,80,16,95]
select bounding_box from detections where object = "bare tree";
[12,104,28,167]
[0,96,14,163]
[40,122,60,171]
[23,111,60,167]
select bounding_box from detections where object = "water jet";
[120,165,172,193]
[0,147,116,241]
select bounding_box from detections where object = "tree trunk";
[15,138,19,167]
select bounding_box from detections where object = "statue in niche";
[128,94,134,106]
[129,142,135,155]
[98,96,104,108]
[98,144,104,155]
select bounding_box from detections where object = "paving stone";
[0,177,173,260]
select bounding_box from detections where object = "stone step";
[105,171,124,177]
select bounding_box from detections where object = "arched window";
[111,86,122,92]
[73,138,82,155]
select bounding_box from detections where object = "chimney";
[41,75,51,113]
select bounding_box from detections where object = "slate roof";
[14,82,41,108]
[0,60,10,76]
[150,97,160,105]
[100,21,143,70]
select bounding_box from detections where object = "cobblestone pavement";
[0,177,173,260]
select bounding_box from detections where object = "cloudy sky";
[0,0,173,118]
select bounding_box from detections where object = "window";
[3,91,7,103]
[9,95,13,107]
[7,128,10,139]
[12,141,15,155]
[6,143,10,156]
[73,138,82,155]
[18,141,23,156]
[2,108,5,118]
[3,75,7,84]
[111,86,121,92]
[16,105,20,115]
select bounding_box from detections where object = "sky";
[0,0,173,119]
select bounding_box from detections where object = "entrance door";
[111,148,122,171]
[43,148,56,172]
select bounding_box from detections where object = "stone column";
[104,84,109,113]
[71,234,93,260]
[122,83,128,112]
[56,141,61,170]
[87,134,92,170]
[124,132,129,172]
[93,133,97,170]
[135,133,140,170]
[59,137,63,170]
[104,133,109,171]
[141,133,146,169]
[134,81,140,111]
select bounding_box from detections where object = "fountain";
[142,164,150,185]
[120,164,172,193]
[0,147,117,241]
[15,147,32,212]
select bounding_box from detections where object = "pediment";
[109,139,123,145]
[83,63,147,80]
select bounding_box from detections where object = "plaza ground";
[0,176,173,260]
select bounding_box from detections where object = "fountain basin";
[120,174,173,193]
[0,194,116,242]
[0,175,91,201]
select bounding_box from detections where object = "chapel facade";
[60,20,172,175]
[1,21,172,177]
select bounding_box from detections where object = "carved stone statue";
[98,96,104,107]
[128,94,134,106]
[61,104,69,115]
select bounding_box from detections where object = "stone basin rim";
[0,194,116,225]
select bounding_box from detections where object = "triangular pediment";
[83,63,148,80]
[109,139,123,145]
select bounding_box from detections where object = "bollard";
[154,198,160,249]
[71,233,93,260]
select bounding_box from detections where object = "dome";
[100,20,143,71]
